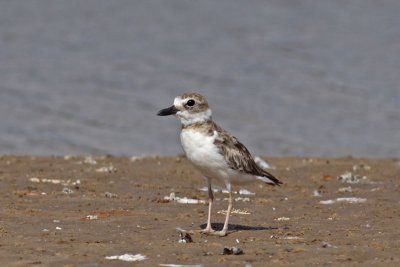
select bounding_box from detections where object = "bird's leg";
[216,183,233,237]
[200,178,215,234]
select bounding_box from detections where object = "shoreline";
[0,155,399,266]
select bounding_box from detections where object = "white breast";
[180,129,229,179]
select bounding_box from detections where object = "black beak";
[157,105,179,116]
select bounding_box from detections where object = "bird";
[157,92,281,236]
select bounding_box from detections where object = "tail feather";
[256,171,282,186]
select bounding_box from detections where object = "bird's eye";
[186,99,196,107]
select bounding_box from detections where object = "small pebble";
[321,241,337,248]
[179,232,193,243]
[86,215,98,220]
[62,187,74,194]
[223,247,243,255]
[337,186,352,193]
[104,192,118,198]
[312,190,322,197]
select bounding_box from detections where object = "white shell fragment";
[338,171,367,184]
[29,177,81,186]
[164,193,206,204]
[274,217,290,221]
[223,197,251,202]
[312,190,322,197]
[96,164,117,173]
[176,198,207,204]
[234,197,251,202]
[86,215,98,220]
[217,208,251,215]
[84,156,97,165]
[29,177,40,183]
[320,197,367,204]
[238,189,255,195]
[62,187,74,194]
[337,186,352,193]
[105,254,147,262]
[130,156,146,162]
[164,195,207,204]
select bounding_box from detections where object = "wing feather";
[212,122,282,186]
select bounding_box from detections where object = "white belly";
[180,129,229,179]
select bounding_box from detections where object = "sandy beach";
[0,155,399,266]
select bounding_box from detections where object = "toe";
[216,231,227,237]
[200,228,215,234]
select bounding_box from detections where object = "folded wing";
[212,122,282,186]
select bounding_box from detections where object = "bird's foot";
[213,230,228,237]
[199,227,215,234]
[199,228,228,237]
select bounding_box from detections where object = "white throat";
[177,109,212,126]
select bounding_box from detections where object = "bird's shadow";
[200,223,280,232]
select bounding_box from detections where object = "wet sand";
[0,155,399,266]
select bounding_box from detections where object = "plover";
[157,93,281,236]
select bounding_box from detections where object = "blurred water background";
[0,0,399,157]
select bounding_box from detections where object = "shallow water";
[0,0,399,157]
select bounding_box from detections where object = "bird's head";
[157,93,212,126]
